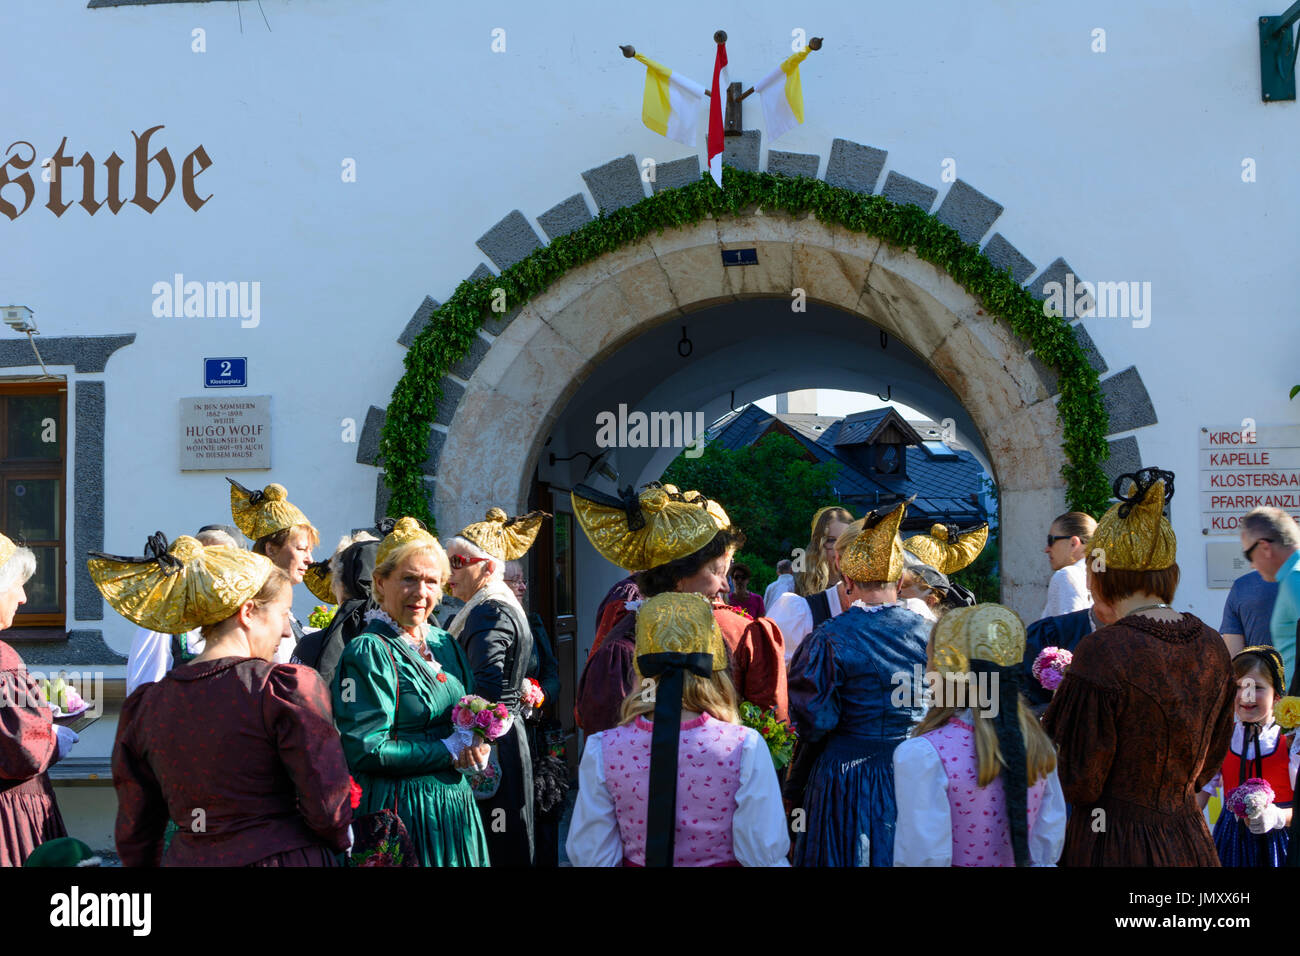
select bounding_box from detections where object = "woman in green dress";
[332,518,491,866]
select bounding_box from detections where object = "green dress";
[332,619,489,867]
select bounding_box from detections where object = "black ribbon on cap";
[226,476,264,505]
[636,651,715,867]
[1113,467,1175,519]
[88,531,183,575]
[574,483,645,532]
[970,660,1030,867]
[376,516,427,536]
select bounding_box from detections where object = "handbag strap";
[383,638,401,814]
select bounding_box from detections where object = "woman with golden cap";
[893,604,1066,866]
[1043,468,1236,866]
[566,592,790,867]
[227,478,320,655]
[0,532,76,865]
[444,506,549,867]
[99,533,352,865]
[572,483,788,736]
[786,502,931,867]
[331,518,490,867]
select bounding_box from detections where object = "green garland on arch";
[380,168,1112,530]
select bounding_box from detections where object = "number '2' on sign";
[204,357,247,388]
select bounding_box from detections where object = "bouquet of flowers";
[521,677,545,719]
[740,702,798,770]
[1031,646,1073,692]
[309,604,335,629]
[39,677,87,719]
[1225,778,1275,823]
[1273,696,1300,730]
[449,695,512,766]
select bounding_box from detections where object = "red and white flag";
[707,39,728,187]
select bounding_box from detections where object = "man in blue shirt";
[1218,570,1279,658]
[1240,507,1300,686]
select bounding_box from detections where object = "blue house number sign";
[205,357,247,388]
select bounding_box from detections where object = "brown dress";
[1043,613,1235,866]
[112,657,352,867]
[0,639,67,866]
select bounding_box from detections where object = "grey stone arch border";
[356,135,1158,545]
[0,334,134,664]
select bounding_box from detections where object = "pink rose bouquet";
[521,678,545,718]
[1031,646,1073,692]
[1225,778,1275,822]
[450,695,512,752]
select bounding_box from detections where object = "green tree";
[662,432,841,591]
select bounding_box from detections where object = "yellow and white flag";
[755,48,811,142]
[633,53,705,147]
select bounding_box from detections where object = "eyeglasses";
[1046,534,1072,547]
[505,578,527,588]
[1243,538,1274,563]
[449,554,489,571]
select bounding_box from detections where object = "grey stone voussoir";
[537,194,593,241]
[449,333,492,381]
[1028,322,1109,396]
[424,428,445,474]
[722,131,761,172]
[582,154,647,215]
[74,382,105,621]
[1101,436,1142,487]
[476,210,544,272]
[356,405,385,466]
[398,295,439,348]
[1099,367,1158,434]
[825,139,887,195]
[982,233,1036,285]
[881,171,937,212]
[650,156,702,194]
[1025,257,1078,302]
[767,150,820,179]
[935,180,1003,246]
[433,377,465,426]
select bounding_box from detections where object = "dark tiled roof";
[709,404,987,526]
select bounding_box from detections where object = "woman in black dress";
[444,507,549,867]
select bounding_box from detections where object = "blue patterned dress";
[788,604,931,866]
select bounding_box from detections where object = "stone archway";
[434,214,1066,619]
[360,142,1160,620]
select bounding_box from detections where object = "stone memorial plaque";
[180,395,271,470]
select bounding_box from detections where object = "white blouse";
[1200,721,1299,795]
[767,586,842,662]
[565,725,791,867]
[1038,559,1091,621]
[892,718,1067,867]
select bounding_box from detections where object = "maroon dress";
[1043,613,1236,866]
[0,639,67,866]
[112,656,352,867]
[575,605,787,735]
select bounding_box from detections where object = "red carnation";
[436,672,448,683]
[348,776,363,810]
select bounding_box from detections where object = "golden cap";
[633,591,728,677]
[839,501,907,584]
[302,561,336,605]
[227,479,313,542]
[88,533,273,634]
[572,484,729,572]
[456,507,550,561]
[374,517,439,569]
[903,522,989,575]
[0,532,16,570]
[930,603,1027,674]
[1091,469,1177,572]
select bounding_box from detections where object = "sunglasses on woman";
[449,554,489,570]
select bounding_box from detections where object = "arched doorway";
[430,213,1065,621]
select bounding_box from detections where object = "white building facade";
[4,0,1298,846]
